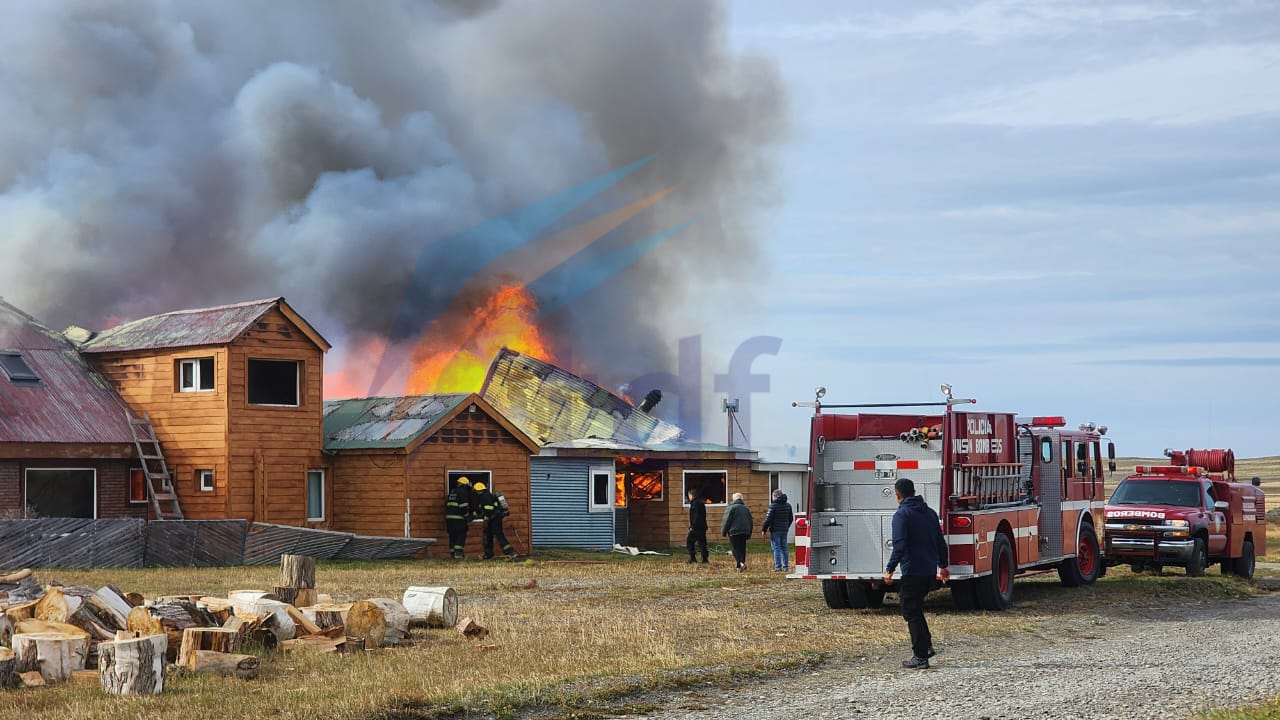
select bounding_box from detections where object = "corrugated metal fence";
[0,519,434,569]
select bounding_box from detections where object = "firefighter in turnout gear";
[445,476,475,559]
[475,482,518,560]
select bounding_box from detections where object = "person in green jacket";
[720,492,754,572]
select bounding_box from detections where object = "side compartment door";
[1205,482,1228,556]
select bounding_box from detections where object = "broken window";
[247,359,299,406]
[129,468,148,504]
[0,351,39,386]
[307,469,324,521]
[589,466,613,512]
[615,457,664,505]
[178,357,215,392]
[683,470,728,506]
[25,469,95,518]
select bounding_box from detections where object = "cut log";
[368,598,410,644]
[249,601,296,642]
[342,636,365,653]
[18,670,44,687]
[148,600,217,663]
[69,669,99,686]
[91,587,133,628]
[197,598,234,625]
[246,628,277,652]
[341,601,386,649]
[99,633,166,696]
[282,604,322,636]
[0,614,12,648]
[14,619,89,640]
[0,569,32,584]
[4,600,38,623]
[455,617,489,640]
[279,554,316,589]
[190,650,259,679]
[300,604,346,631]
[154,595,204,604]
[12,631,88,682]
[66,604,116,643]
[126,607,164,638]
[280,635,344,653]
[0,647,13,689]
[272,586,318,609]
[403,586,459,629]
[34,587,80,623]
[177,627,238,671]
[124,592,145,608]
[228,590,275,615]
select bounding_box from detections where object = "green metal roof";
[323,393,470,450]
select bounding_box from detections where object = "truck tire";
[866,586,886,609]
[1185,538,1207,577]
[822,579,852,609]
[1231,540,1256,579]
[976,534,1015,611]
[845,580,870,609]
[1057,523,1100,587]
[950,579,978,611]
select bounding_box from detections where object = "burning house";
[481,347,769,551]
[322,393,538,556]
[0,299,146,520]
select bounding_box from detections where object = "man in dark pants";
[445,476,474,559]
[883,477,949,669]
[475,482,518,560]
[686,488,709,564]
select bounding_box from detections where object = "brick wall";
[0,461,19,518]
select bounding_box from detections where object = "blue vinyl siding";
[530,456,614,550]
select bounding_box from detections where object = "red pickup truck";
[1103,449,1265,578]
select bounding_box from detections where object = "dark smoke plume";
[0,1,786,396]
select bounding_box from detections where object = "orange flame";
[405,285,555,394]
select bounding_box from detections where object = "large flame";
[405,285,555,394]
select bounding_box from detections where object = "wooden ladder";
[126,410,184,520]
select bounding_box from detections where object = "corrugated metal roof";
[540,437,754,455]
[480,348,685,448]
[323,393,470,450]
[78,298,281,353]
[0,299,135,445]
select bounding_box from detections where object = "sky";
[688,0,1280,459]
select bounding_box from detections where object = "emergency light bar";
[1134,465,1204,475]
[1014,416,1066,428]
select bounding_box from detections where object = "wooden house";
[0,299,145,520]
[323,393,539,556]
[481,348,771,551]
[77,298,332,526]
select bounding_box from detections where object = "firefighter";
[883,477,949,669]
[445,476,475,559]
[474,482,518,560]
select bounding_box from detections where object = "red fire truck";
[792,386,1115,611]
[1103,448,1265,578]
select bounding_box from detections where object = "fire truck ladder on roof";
[126,410,184,521]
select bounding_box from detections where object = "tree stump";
[272,586,317,608]
[279,554,316,589]
[0,647,14,689]
[99,633,166,696]
[403,586,459,629]
[14,619,89,640]
[190,650,259,679]
[341,601,386,649]
[177,628,239,670]
[300,604,346,631]
[12,631,88,682]
[367,598,410,645]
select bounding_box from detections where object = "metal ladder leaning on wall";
[125,409,185,520]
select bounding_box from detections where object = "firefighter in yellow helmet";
[474,482,518,560]
[444,476,475,559]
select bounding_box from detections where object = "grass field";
[2,543,1271,720]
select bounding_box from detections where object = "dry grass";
[1197,695,1280,720]
[1,546,1265,720]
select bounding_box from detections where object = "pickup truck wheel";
[866,586,886,609]
[822,579,852,609]
[950,579,978,610]
[976,533,1015,611]
[1129,562,1146,573]
[1185,538,1207,577]
[1057,523,1100,587]
[845,580,870,609]
[1231,541,1255,579]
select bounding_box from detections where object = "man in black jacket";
[760,489,794,571]
[686,488,709,564]
[883,477,949,669]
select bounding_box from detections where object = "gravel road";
[616,589,1280,720]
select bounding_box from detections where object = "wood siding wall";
[330,451,407,538]
[631,459,766,549]
[89,307,327,526]
[0,459,148,519]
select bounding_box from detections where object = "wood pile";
[0,563,469,695]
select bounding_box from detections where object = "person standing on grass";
[687,487,709,564]
[475,482,518,561]
[721,492,754,572]
[444,476,474,559]
[883,477,949,670]
[760,489,794,572]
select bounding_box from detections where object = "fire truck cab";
[793,387,1114,611]
[1103,448,1265,578]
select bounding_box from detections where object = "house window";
[197,469,214,492]
[447,470,492,493]
[683,470,728,506]
[769,472,780,494]
[615,457,663,504]
[25,468,96,518]
[0,351,40,386]
[589,466,614,512]
[129,468,148,504]
[178,357,215,392]
[306,470,324,521]
[247,359,300,406]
